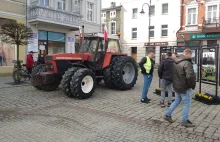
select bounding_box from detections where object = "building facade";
[101,2,121,36]
[0,0,26,75]
[120,0,180,64]
[177,0,220,47]
[27,0,101,60]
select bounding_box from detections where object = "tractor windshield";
[76,38,98,53]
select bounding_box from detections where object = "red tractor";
[31,33,138,99]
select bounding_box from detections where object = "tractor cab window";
[83,38,98,53]
[107,39,120,53]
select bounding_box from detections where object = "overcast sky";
[102,0,122,8]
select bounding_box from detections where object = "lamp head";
[140,9,145,15]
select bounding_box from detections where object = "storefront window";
[0,18,16,66]
[38,30,65,54]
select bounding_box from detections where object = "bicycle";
[12,60,31,83]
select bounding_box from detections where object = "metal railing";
[203,17,220,25]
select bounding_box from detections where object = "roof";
[102,6,122,12]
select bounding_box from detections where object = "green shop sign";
[190,33,220,40]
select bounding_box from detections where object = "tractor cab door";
[94,39,106,70]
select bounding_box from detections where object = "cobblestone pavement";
[0,71,220,142]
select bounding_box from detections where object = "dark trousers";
[27,68,32,74]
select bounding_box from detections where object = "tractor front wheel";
[31,64,46,90]
[61,67,79,97]
[70,68,95,99]
[111,56,138,90]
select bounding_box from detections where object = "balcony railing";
[27,6,82,26]
[203,17,220,25]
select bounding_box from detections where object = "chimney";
[111,2,116,7]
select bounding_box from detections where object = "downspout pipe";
[176,0,184,39]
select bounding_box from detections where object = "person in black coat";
[158,52,174,107]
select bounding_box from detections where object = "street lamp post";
[140,0,152,47]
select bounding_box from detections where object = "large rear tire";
[111,56,138,90]
[70,68,95,99]
[61,67,79,97]
[103,57,121,89]
[31,64,46,90]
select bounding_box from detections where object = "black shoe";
[168,102,171,107]
[141,98,150,103]
[181,120,195,127]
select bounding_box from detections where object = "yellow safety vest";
[141,56,152,73]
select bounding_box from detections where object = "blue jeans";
[166,90,192,123]
[141,74,153,99]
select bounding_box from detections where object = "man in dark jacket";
[139,52,154,103]
[158,52,173,107]
[164,48,196,127]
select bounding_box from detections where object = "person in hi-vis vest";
[139,52,155,103]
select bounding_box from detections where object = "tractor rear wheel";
[61,67,79,97]
[111,56,138,90]
[103,56,121,89]
[70,68,95,99]
[31,64,46,90]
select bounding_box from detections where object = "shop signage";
[190,33,220,40]
[144,42,168,46]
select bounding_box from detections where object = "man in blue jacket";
[139,52,155,103]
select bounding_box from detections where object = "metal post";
[148,0,151,47]
[81,25,85,62]
[199,47,202,94]
[215,44,219,97]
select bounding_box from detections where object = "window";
[207,40,217,46]
[132,8,138,18]
[162,3,168,14]
[40,0,49,6]
[110,11,116,18]
[111,22,116,34]
[150,6,155,16]
[188,8,197,25]
[207,5,217,22]
[149,26,154,37]
[57,0,65,10]
[87,2,93,22]
[161,25,168,37]
[72,0,80,14]
[102,13,106,18]
[132,28,137,39]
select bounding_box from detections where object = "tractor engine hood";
[45,53,94,61]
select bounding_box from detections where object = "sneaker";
[141,98,150,103]
[181,120,195,128]
[163,115,175,123]
[168,102,171,107]
[160,101,165,108]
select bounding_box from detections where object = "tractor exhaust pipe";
[81,25,85,62]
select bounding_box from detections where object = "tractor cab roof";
[76,33,119,40]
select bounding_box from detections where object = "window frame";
[110,10,116,18]
[57,0,65,10]
[40,0,49,6]
[162,3,168,14]
[206,4,218,22]
[186,7,198,25]
[111,21,116,35]
[149,26,154,38]
[149,5,155,16]
[161,25,168,37]
[132,28,137,39]
[87,2,94,22]
[132,8,138,19]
